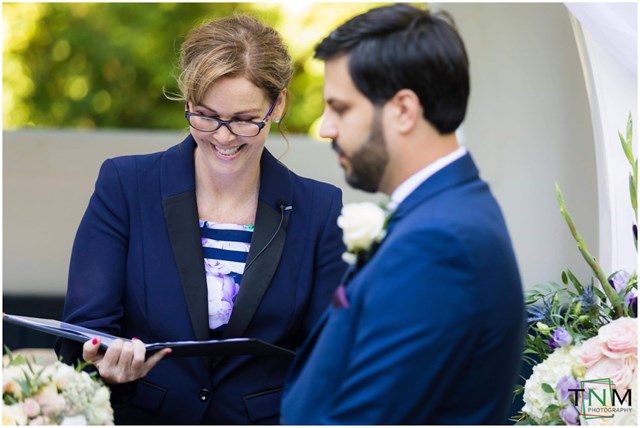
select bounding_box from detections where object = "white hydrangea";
[58,363,114,424]
[521,347,578,423]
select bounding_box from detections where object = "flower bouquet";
[3,349,114,425]
[512,114,637,425]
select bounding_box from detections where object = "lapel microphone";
[278,198,293,214]
[244,198,293,273]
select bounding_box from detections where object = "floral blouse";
[199,220,254,332]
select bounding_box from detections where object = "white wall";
[441,2,598,289]
[2,3,598,295]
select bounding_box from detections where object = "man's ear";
[388,89,422,134]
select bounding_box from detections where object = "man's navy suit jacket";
[282,152,526,424]
[56,135,346,424]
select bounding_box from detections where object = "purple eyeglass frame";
[184,97,278,136]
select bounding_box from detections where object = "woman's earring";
[274,117,281,124]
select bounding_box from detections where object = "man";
[281,4,526,424]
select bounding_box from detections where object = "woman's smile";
[211,142,246,159]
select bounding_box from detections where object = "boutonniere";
[332,202,390,309]
[338,201,389,268]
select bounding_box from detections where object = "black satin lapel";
[222,201,286,339]
[162,191,209,342]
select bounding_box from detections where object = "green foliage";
[3,2,389,134]
[618,113,638,248]
[4,3,246,130]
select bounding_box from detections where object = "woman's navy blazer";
[56,134,346,424]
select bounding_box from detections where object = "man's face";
[319,55,389,193]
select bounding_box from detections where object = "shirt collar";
[387,146,467,211]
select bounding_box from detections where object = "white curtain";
[565,2,637,274]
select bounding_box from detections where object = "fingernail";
[132,337,139,341]
[91,337,98,345]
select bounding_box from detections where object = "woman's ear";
[274,89,288,121]
[389,89,422,134]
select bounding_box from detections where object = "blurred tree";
[3,2,389,134]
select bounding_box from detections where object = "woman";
[56,14,346,424]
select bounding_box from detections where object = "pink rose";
[585,356,637,391]
[28,415,52,425]
[574,336,604,368]
[597,317,637,359]
[36,387,66,416]
[22,398,41,418]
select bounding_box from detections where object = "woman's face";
[189,76,282,176]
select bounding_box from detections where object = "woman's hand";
[82,337,172,384]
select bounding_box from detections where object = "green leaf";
[3,345,14,361]
[541,383,555,394]
[626,112,633,149]
[545,404,560,413]
[561,271,568,285]
[630,174,637,215]
[619,131,630,158]
[514,418,536,425]
[4,394,18,405]
[565,270,585,295]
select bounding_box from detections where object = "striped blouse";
[199,220,254,332]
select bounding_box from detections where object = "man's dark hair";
[314,4,469,134]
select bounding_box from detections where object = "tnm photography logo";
[570,378,633,420]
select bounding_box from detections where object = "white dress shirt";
[386,146,467,212]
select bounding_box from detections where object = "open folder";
[3,313,295,358]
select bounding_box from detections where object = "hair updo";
[178,14,293,106]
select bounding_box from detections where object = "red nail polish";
[91,337,98,345]
[132,337,139,341]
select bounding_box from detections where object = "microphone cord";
[243,203,292,273]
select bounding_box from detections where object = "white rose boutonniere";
[337,201,388,266]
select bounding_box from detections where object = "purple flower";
[221,275,239,303]
[609,270,637,315]
[548,327,573,349]
[626,289,637,316]
[633,224,637,241]
[609,270,631,292]
[559,404,579,425]
[557,375,580,402]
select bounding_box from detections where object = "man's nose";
[317,114,336,140]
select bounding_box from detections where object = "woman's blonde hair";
[178,14,293,107]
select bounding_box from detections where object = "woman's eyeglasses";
[185,97,278,137]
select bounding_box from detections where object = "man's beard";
[333,116,389,193]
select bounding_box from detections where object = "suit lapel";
[161,135,210,342]
[387,153,480,233]
[223,149,293,339]
[222,200,286,338]
[162,192,210,342]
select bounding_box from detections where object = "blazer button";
[198,389,210,401]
